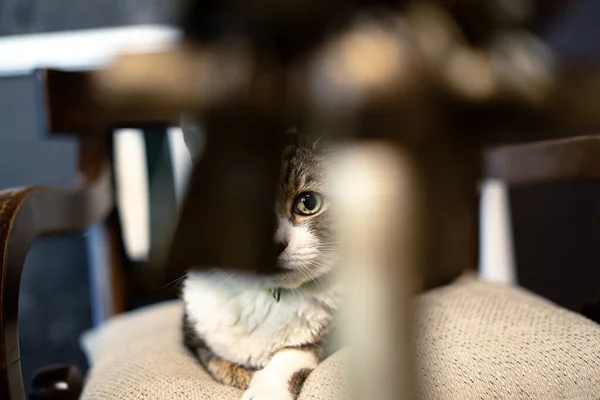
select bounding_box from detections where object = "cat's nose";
[276,242,289,256]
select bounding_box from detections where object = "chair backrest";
[0,68,194,399]
[43,69,195,307]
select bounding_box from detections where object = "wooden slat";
[41,68,181,136]
[485,135,600,185]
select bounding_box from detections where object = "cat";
[180,118,341,400]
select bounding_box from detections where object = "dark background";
[0,0,600,392]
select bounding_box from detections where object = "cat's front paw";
[241,386,294,400]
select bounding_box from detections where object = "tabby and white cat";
[180,119,341,400]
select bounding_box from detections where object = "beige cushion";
[81,276,600,399]
[416,276,600,399]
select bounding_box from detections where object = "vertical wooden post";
[333,142,421,400]
[78,135,126,319]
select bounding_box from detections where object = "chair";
[3,1,600,399]
[0,65,598,399]
[0,68,182,399]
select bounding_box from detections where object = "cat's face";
[180,116,337,289]
[272,141,337,289]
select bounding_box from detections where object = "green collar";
[266,280,320,302]
[267,288,283,302]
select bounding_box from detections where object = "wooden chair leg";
[86,213,126,325]
[144,126,178,274]
[79,136,126,321]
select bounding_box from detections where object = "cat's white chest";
[183,273,338,368]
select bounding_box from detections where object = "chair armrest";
[0,164,113,399]
[485,135,600,185]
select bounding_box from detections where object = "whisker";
[162,275,187,291]
[215,272,236,291]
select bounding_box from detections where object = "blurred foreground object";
[333,143,420,399]
[91,0,596,282]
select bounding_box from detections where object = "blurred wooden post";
[334,143,421,400]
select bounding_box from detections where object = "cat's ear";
[180,114,205,160]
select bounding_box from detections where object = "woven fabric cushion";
[81,276,600,399]
[80,299,346,400]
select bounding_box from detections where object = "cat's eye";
[294,192,324,216]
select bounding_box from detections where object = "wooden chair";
[1,67,600,399]
[2,1,600,399]
[0,68,186,399]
